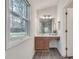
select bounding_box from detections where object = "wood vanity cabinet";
[35,37,49,52]
[35,37,60,52]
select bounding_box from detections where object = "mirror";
[39,15,57,34]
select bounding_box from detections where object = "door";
[67,8,73,56]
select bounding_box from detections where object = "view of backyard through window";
[9,0,30,39]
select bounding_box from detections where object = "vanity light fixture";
[40,15,53,19]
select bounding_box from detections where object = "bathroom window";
[9,0,30,39]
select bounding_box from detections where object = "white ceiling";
[29,0,59,10]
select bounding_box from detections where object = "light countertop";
[35,34,60,37]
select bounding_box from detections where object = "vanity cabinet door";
[43,38,49,50]
[35,37,49,50]
[35,38,44,50]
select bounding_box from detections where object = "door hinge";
[65,12,68,15]
[65,48,68,50]
[65,30,68,32]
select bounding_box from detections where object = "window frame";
[9,0,30,40]
[6,0,31,50]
